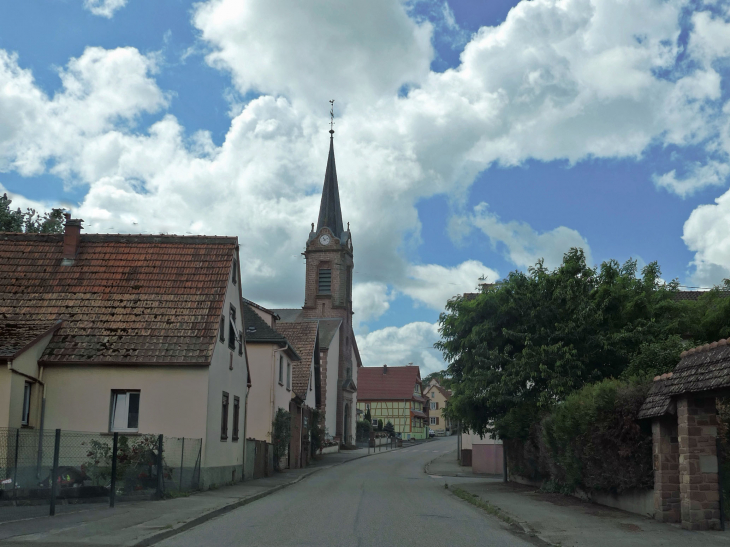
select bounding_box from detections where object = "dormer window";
[414,383,420,394]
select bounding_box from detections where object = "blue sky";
[2,0,730,374]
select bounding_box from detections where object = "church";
[273,127,361,445]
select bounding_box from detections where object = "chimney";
[62,213,83,264]
[383,364,387,374]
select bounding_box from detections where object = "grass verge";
[450,486,516,526]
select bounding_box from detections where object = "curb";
[135,448,389,546]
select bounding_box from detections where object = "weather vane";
[329,99,335,134]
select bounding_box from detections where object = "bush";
[377,419,383,431]
[272,408,291,470]
[383,421,395,436]
[507,378,654,494]
[356,420,372,441]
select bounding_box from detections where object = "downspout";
[299,402,304,468]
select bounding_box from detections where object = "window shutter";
[318,269,331,294]
[220,316,225,342]
[436,417,439,425]
[435,402,439,410]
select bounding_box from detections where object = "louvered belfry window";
[318,268,331,294]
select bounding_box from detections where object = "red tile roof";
[358,365,422,401]
[275,322,318,398]
[0,233,237,365]
[0,320,62,361]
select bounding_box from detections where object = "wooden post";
[49,429,60,516]
[109,432,118,508]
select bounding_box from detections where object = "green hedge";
[506,378,654,494]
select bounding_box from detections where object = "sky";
[2,0,730,376]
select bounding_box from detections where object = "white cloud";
[400,260,498,310]
[463,202,592,269]
[357,321,445,375]
[193,0,433,107]
[683,189,730,286]
[353,282,395,326]
[84,0,128,18]
[654,160,730,198]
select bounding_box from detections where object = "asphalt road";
[158,437,532,547]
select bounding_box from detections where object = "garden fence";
[0,428,201,515]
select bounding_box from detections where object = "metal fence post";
[12,429,19,500]
[50,429,60,516]
[179,438,184,492]
[156,434,164,499]
[110,432,118,508]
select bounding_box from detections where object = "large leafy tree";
[437,249,695,441]
[1,193,65,233]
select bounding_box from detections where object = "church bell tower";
[303,126,353,320]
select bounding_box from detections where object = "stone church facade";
[274,130,360,445]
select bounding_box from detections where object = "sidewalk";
[0,448,371,547]
[427,451,730,547]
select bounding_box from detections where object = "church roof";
[316,135,345,239]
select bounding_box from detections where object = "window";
[238,330,243,356]
[414,383,419,394]
[318,268,331,294]
[279,356,284,385]
[228,305,237,350]
[286,361,291,389]
[372,419,378,427]
[232,396,240,441]
[431,392,435,399]
[430,417,440,425]
[232,258,237,285]
[430,402,436,410]
[21,382,31,426]
[111,391,140,432]
[219,315,225,343]
[221,392,229,440]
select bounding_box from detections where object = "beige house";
[243,301,322,469]
[0,219,250,488]
[423,379,452,435]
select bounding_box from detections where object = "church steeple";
[316,132,344,239]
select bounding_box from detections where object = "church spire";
[316,101,344,238]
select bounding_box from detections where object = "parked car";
[428,429,435,438]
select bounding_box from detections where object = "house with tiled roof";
[423,379,452,435]
[243,302,323,469]
[356,365,428,440]
[0,217,250,488]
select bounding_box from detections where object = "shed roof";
[638,339,730,419]
[0,232,237,365]
[358,365,422,401]
[317,319,341,349]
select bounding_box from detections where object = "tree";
[383,421,395,437]
[364,408,372,424]
[271,408,291,471]
[0,193,65,234]
[377,419,383,431]
[437,249,698,441]
[422,370,453,389]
